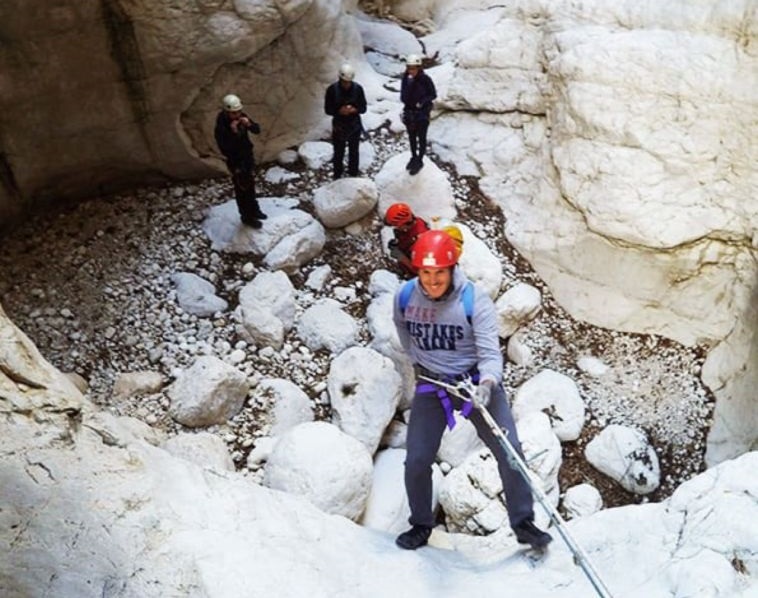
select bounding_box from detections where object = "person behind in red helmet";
[391,229,553,551]
[384,202,429,277]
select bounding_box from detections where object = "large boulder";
[0,0,367,222]
[427,2,758,464]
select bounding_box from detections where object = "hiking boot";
[406,156,417,171]
[513,519,552,549]
[395,525,432,550]
[241,218,262,229]
[252,210,268,220]
[408,157,423,176]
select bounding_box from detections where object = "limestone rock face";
[428,0,758,464]
[0,0,362,223]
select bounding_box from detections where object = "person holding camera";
[214,93,267,228]
[324,63,367,180]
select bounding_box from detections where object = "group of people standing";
[213,54,437,231]
[213,56,552,554]
[323,54,437,179]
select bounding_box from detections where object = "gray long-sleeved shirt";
[392,268,503,385]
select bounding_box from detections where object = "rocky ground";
[0,124,713,515]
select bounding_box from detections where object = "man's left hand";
[472,380,493,408]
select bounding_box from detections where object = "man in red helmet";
[384,202,429,277]
[392,230,552,551]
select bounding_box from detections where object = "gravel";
[0,126,713,511]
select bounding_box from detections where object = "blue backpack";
[398,279,475,325]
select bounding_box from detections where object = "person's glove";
[387,239,403,260]
[389,245,405,261]
[472,380,493,409]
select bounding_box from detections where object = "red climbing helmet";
[384,202,414,227]
[411,230,459,269]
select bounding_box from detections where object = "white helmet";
[405,54,422,67]
[338,63,355,81]
[222,94,243,112]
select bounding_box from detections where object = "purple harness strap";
[416,372,478,430]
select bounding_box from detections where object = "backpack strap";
[461,281,474,325]
[400,279,474,325]
[398,279,416,314]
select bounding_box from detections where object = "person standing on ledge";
[324,63,367,180]
[400,54,436,176]
[214,93,267,228]
[392,230,553,551]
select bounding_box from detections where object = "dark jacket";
[324,80,367,137]
[400,70,437,123]
[214,111,260,171]
[394,217,430,255]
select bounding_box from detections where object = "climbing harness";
[415,370,478,430]
[417,374,615,598]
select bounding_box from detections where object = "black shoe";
[395,525,432,550]
[408,158,423,176]
[513,519,552,549]
[252,210,268,220]
[241,218,262,229]
[406,157,417,170]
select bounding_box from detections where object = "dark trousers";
[332,129,361,179]
[231,169,262,223]
[404,383,535,529]
[406,121,429,160]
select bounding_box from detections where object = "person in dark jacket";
[324,63,368,179]
[214,93,267,228]
[400,54,437,175]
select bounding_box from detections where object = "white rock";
[563,483,603,519]
[375,152,456,223]
[305,265,331,290]
[327,346,402,454]
[264,165,298,183]
[439,450,507,534]
[506,333,533,366]
[263,422,373,521]
[361,448,444,535]
[494,282,541,338]
[235,270,296,350]
[297,298,359,354]
[297,140,333,169]
[255,378,314,436]
[167,355,249,427]
[512,369,586,441]
[577,355,610,377]
[517,411,562,506]
[164,431,235,472]
[438,417,483,468]
[312,177,378,228]
[171,272,228,317]
[246,436,277,468]
[112,370,164,400]
[585,424,660,495]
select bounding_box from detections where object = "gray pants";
[404,383,535,528]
